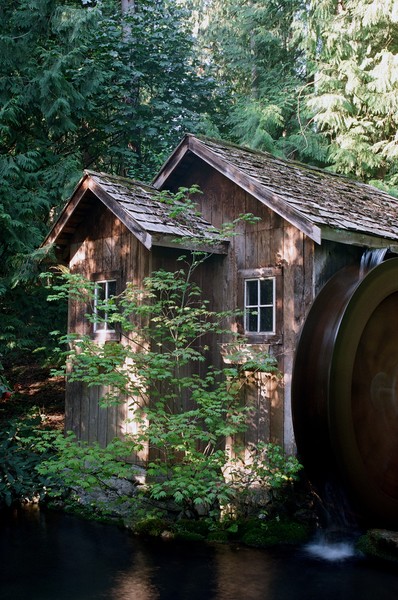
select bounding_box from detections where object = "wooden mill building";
[43,134,398,461]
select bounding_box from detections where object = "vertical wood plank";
[97,385,108,447]
[79,383,90,443]
[242,372,259,463]
[112,229,121,272]
[107,403,118,445]
[66,380,82,438]
[103,237,113,272]
[87,386,99,444]
[257,372,271,444]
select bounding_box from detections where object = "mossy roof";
[42,170,227,254]
[154,135,398,247]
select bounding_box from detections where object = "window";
[93,280,117,333]
[244,277,275,334]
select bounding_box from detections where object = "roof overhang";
[41,172,152,251]
[321,226,398,250]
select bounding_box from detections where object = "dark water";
[1,509,398,600]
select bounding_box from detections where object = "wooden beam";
[87,180,153,250]
[151,234,229,254]
[152,136,191,189]
[321,226,393,248]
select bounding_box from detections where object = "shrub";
[0,409,57,507]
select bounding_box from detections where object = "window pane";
[97,282,106,303]
[107,280,117,299]
[260,307,273,332]
[260,279,273,305]
[95,284,105,330]
[246,308,258,332]
[94,281,116,333]
[246,280,258,306]
[244,277,276,334]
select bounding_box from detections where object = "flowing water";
[1,508,398,600]
[359,247,389,278]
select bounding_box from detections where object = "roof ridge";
[85,170,156,192]
[190,134,397,195]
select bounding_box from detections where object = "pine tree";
[194,0,328,163]
[0,0,218,360]
[304,0,398,188]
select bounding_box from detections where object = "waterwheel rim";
[293,257,398,525]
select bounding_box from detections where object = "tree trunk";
[121,0,135,14]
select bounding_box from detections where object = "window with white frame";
[244,277,275,334]
[93,280,117,333]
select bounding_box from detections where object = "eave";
[41,174,152,251]
[320,226,398,249]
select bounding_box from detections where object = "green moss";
[175,530,206,542]
[240,517,310,548]
[173,518,211,542]
[57,499,123,526]
[133,516,171,537]
[175,518,211,537]
[159,515,311,547]
[357,532,398,564]
[207,530,229,543]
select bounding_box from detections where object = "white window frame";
[244,277,276,334]
[93,279,117,333]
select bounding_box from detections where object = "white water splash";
[304,538,356,561]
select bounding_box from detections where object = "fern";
[304,0,398,183]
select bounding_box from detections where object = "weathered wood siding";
[66,197,151,462]
[65,198,219,464]
[165,161,316,453]
[314,239,363,295]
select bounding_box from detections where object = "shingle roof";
[42,170,227,253]
[154,135,398,246]
[87,171,224,246]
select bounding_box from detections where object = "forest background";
[2,0,398,366]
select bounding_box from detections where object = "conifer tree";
[192,0,398,185]
[195,0,328,163]
[304,0,398,189]
[0,0,218,360]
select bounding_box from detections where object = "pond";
[1,508,398,600]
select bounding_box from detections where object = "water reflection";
[1,509,398,600]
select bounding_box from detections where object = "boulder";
[358,529,398,563]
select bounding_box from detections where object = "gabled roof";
[42,170,228,254]
[153,134,398,247]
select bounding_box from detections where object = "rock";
[74,466,146,520]
[161,530,174,540]
[358,529,398,563]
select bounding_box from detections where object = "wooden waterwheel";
[292,257,398,526]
